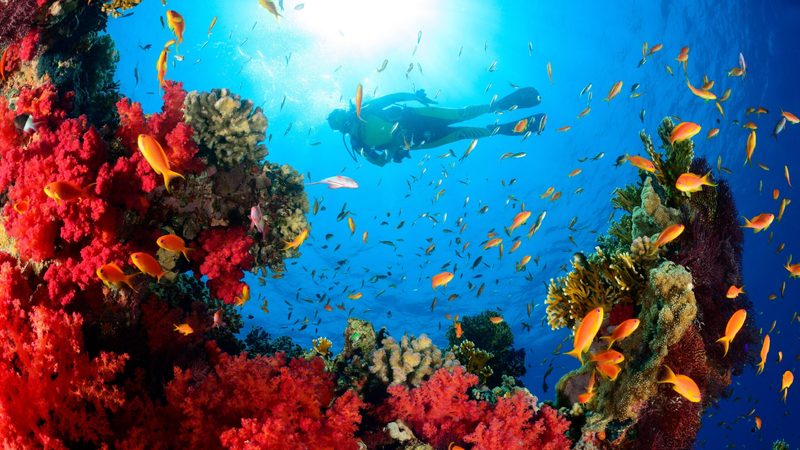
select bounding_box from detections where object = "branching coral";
[640,118,694,204]
[99,0,142,17]
[0,0,38,49]
[370,333,456,387]
[183,88,269,168]
[452,340,494,384]
[546,248,644,329]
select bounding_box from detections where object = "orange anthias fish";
[590,349,624,365]
[578,373,596,404]
[675,172,716,193]
[675,46,689,71]
[726,285,744,299]
[596,362,621,381]
[785,260,800,278]
[165,10,185,44]
[717,309,746,357]
[509,240,522,253]
[627,155,656,173]
[649,43,663,55]
[97,262,138,291]
[741,213,774,233]
[745,130,756,166]
[283,228,309,250]
[601,318,640,349]
[355,83,364,122]
[348,292,363,300]
[454,321,463,338]
[234,283,250,306]
[174,323,194,336]
[513,118,529,133]
[604,81,623,102]
[577,106,591,118]
[568,168,582,178]
[258,0,282,21]
[137,134,184,192]
[687,80,716,101]
[669,122,702,144]
[348,216,356,235]
[156,46,168,87]
[432,271,454,289]
[707,128,720,139]
[43,181,94,202]
[484,238,502,249]
[157,234,193,260]
[362,231,368,244]
[658,365,701,402]
[564,307,604,364]
[781,110,800,124]
[212,309,224,329]
[489,316,504,324]
[781,370,794,402]
[547,61,553,83]
[756,334,770,375]
[653,223,684,248]
[509,211,531,232]
[130,252,166,282]
[516,255,531,272]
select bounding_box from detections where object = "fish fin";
[716,336,730,357]
[658,365,676,384]
[124,274,139,293]
[163,169,185,193]
[600,336,615,350]
[182,247,194,261]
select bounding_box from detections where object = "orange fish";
[719,88,732,102]
[754,416,762,430]
[137,134,184,192]
[484,238,502,249]
[686,80,716,101]
[165,10,185,44]
[782,110,800,124]
[773,189,780,201]
[283,228,309,250]
[547,61,553,83]
[744,130,756,166]
[675,172,716,193]
[658,365,701,402]
[348,216,356,235]
[578,372,596,404]
[675,46,689,71]
[726,285,744,299]
[156,234,193,260]
[540,186,555,199]
[742,121,757,130]
[513,118,528,133]
[362,231,368,244]
[348,292,363,300]
[550,191,562,201]
[785,165,792,188]
[212,309,224,328]
[601,318,640,349]
[653,223,684,248]
[96,262,138,291]
[604,81,623,102]
[130,252,166,282]
[728,67,744,77]
[234,283,250,306]
[43,181,94,203]
[489,316,504,324]
[785,260,800,278]
[590,349,624,365]
[670,122,702,144]
[781,370,794,402]
[741,213,774,233]
[509,211,531,232]
[627,155,656,173]
[596,362,621,381]
[568,168,582,178]
[174,323,193,336]
[454,321,463,338]
[649,43,663,55]
[717,309,746,357]
[258,0,282,21]
[756,334,770,375]
[324,304,333,312]
[516,255,531,272]
[707,128,719,139]
[156,46,168,87]
[0,45,9,81]
[577,106,591,118]
[564,307,604,364]
[448,444,465,450]
[509,240,522,253]
[557,126,571,132]
[432,271,454,289]
[355,83,364,122]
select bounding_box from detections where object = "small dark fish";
[639,109,646,123]
[280,95,286,111]
[138,43,152,50]
[630,83,641,92]
[472,256,483,269]
[294,3,304,10]
[773,117,786,138]
[134,67,139,86]
[542,363,554,392]
[159,16,165,28]
[377,59,388,72]
[284,122,292,136]
[417,30,422,45]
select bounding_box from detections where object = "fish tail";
[600,336,615,350]
[563,347,583,363]
[783,389,788,403]
[702,172,717,187]
[658,365,676,384]
[741,216,753,229]
[82,182,97,197]
[181,247,193,261]
[124,274,139,293]
[716,336,730,357]
[756,361,764,375]
[163,169,185,193]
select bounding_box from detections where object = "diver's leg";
[404,104,491,125]
[413,126,492,149]
[492,87,542,112]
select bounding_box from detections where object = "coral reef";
[243,326,303,358]
[183,88,269,168]
[446,309,527,385]
[452,339,494,384]
[370,333,456,387]
[551,118,756,449]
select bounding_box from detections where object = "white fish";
[14,114,39,134]
[307,175,359,189]
[249,205,266,237]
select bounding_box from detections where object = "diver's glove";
[415,89,438,106]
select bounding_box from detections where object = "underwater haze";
[1,0,798,447]
[108,0,800,448]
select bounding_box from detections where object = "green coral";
[183,88,269,169]
[611,183,642,213]
[772,439,791,450]
[329,318,379,394]
[545,249,644,329]
[243,327,303,358]
[451,340,494,384]
[446,310,526,386]
[641,118,694,203]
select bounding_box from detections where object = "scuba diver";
[327,87,545,166]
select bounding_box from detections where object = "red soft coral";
[198,227,254,303]
[0,254,128,448]
[163,352,362,449]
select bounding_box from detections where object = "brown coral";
[370,334,457,387]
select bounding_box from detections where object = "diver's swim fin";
[492,87,542,112]
[493,113,546,136]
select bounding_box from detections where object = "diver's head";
[327,108,353,133]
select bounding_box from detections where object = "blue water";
[109,1,800,447]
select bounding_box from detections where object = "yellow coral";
[312,337,332,356]
[99,0,142,17]
[545,248,643,329]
